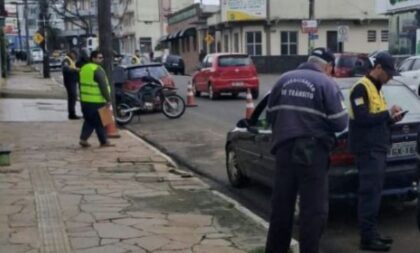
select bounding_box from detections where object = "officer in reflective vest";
[132,49,141,64]
[62,50,81,119]
[79,50,114,148]
[348,52,403,252]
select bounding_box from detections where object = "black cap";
[310,47,335,64]
[374,52,399,76]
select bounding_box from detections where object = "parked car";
[396,55,420,95]
[225,78,419,202]
[162,55,185,75]
[112,63,175,91]
[192,53,260,100]
[30,48,43,63]
[49,56,62,71]
[333,53,372,78]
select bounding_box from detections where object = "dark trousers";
[355,151,386,241]
[265,139,329,253]
[80,102,107,145]
[63,78,78,117]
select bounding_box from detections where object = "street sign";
[337,25,349,42]
[72,37,78,46]
[204,34,214,45]
[33,32,44,45]
[302,20,318,34]
[309,33,319,40]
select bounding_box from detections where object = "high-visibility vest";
[64,56,76,69]
[132,55,140,64]
[79,63,110,103]
[349,76,387,119]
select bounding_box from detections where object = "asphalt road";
[50,69,420,252]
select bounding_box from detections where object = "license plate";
[387,141,416,158]
[172,63,178,66]
[232,82,244,87]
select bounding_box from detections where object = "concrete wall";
[270,0,308,19]
[315,0,386,20]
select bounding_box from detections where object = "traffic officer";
[265,48,348,253]
[62,50,81,119]
[348,52,403,251]
[79,50,114,148]
[132,49,141,64]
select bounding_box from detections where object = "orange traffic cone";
[186,81,198,107]
[106,105,121,138]
[245,89,255,119]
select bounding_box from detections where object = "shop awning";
[158,35,169,42]
[178,27,196,38]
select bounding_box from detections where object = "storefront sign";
[301,20,318,34]
[222,0,267,22]
[168,7,197,25]
[376,0,420,14]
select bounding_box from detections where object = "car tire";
[193,81,201,97]
[251,89,259,99]
[226,145,248,188]
[208,84,219,100]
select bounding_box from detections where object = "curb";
[125,128,300,253]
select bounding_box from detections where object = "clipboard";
[98,105,113,126]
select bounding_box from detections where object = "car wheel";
[208,84,218,100]
[251,89,259,99]
[192,81,201,97]
[226,145,248,188]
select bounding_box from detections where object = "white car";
[30,48,43,63]
[396,55,420,95]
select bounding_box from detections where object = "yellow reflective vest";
[79,63,110,103]
[132,55,140,64]
[348,76,387,120]
[64,56,77,70]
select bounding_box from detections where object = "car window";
[206,56,213,68]
[411,59,420,71]
[398,59,414,72]
[218,55,252,67]
[249,95,270,129]
[128,66,168,79]
[341,84,420,114]
[202,56,208,67]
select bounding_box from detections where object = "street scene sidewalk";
[0,66,272,253]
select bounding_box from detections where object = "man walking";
[62,50,81,119]
[349,52,403,251]
[265,48,348,253]
[79,50,114,148]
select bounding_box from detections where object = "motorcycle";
[115,75,185,125]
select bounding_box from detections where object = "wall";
[252,55,308,74]
[270,0,308,20]
[316,0,386,20]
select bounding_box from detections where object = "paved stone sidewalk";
[0,122,267,253]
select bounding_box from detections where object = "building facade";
[376,0,420,55]
[165,0,389,74]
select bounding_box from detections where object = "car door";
[399,58,415,78]
[195,56,208,90]
[202,55,214,91]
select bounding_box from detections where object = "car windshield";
[218,56,252,67]
[341,85,420,114]
[336,56,370,68]
[128,66,168,80]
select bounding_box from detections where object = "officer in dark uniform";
[62,50,81,119]
[265,48,348,253]
[349,52,403,251]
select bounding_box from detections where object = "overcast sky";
[195,0,220,5]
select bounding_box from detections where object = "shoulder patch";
[354,97,364,106]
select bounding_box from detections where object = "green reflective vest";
[79,63,110,103]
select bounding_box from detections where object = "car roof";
[208,53,249,57]
[119,63,164,69]
[405,55,420,60]
[334,52,368,57]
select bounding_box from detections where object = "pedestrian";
[132,49,141,64]
[76,48,89,69]
[265,48,348,253]
[79,50,114,148]
[348,52,403,251]
[62,50,81,120]
[199,49,206,63]
[149,50,154,62]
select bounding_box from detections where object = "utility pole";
[39,0,50,78]
[23,0,30,65]
[308,0,315,54]
[15,4,22,52]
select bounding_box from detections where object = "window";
[368,30,377,42]
[139,37,152,53]
[381,30,389,42]
[193,36,197,51]
[246,31,262,56]
[280,31,298,55]
[234,33,239,52]
[412,59,420,71]
[224,34,229,52]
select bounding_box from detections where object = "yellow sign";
[33,32,44,45]
[204,34,214,45]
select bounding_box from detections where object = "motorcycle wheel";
[161,94,186,119]
[115,103,134,125]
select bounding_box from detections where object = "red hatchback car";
[333,53,372,78]
[192,53,260,100]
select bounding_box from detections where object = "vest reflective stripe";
[64,56,76,69]
[349,76,387,119]
[79,63,110,103]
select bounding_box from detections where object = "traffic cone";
[245,89,255,119]
[186,81,198,107]
[106,105,121,138]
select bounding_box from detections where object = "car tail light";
[123,80,143,91]
[330,139,355,166]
